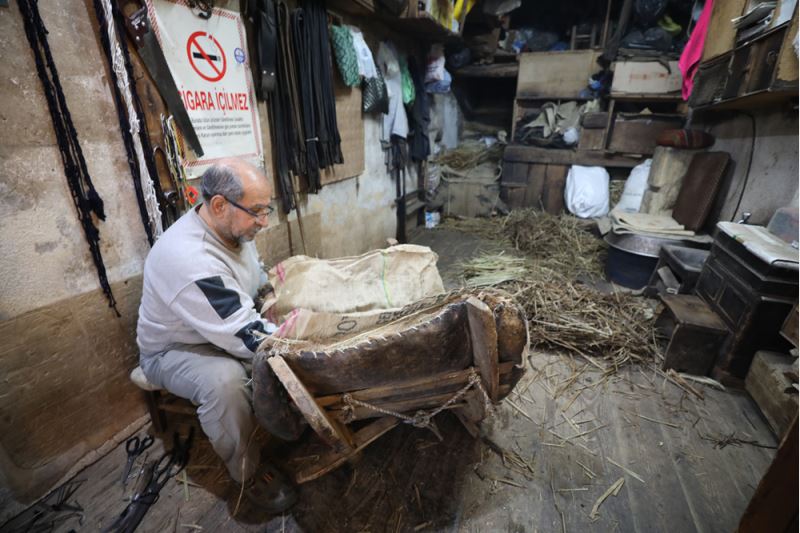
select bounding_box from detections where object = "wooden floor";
[2,228,778,532]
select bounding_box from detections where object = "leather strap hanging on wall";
[93,0,166,244]
[291,7,322,192]
[299,0,343,175]
[251,0,278,98]
[264,0,343,210]
[266,0,342,204]
[18,0,120,315]
[268,0,299,213]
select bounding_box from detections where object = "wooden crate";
[516,50,601,100]
[745,350,799,438]
[607,113,685,155]
[610,61,681,95]
[500,160,567,214]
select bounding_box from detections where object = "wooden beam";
[268,356,354,454]
[317,368,476,408]
[737,415,798,532]
[316,362,517,422]
[503,144,643,168]
[328,392,469,422]
[295,417,400,484]
[466,297,500,402]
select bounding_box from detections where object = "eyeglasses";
[225,197,274,219]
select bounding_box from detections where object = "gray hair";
[200,164,244,203]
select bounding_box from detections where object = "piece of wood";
[268,356,354,453]
[610,61,681,94]
[606,114,685,155]
[516,50,601,99]
[640,146,699,215]
[780,303,798,348]
[295,417,400,484]
[701,0,748,62]
[609,92,683,101]
[145,391,168,434]
[656,294,729,376]
[459,388,490,424]
[737,415,798,532]
[466,297,500,402]
[541,165,568,215]
[315,362,514,422]
[578,128,606,151]
[317,368,477,408]
[525,163,547,209]
[671,151,730,231]
[745,351,799,438]
[601,97,616,151]
[453,63,519,78]
[581,111,609,129]
[454,410,481,438]
[503,143,643,168]
[503,184,527,210]
[329,391,468,422]
[320,81,364,186]
[776,9,799,83]
[501,161,528,186]
[601,0,612,48]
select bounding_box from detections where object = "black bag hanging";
[407,57,430,162]
[362,69,389,114]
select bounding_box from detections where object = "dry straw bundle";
[449,210,658,370]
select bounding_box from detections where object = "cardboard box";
[611,60,682,94]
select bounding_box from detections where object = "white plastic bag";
[565,165,610,218]
[613,159,652,213]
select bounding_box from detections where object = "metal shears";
[121,434,154,485]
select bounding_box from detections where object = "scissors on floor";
[121,434,154,485]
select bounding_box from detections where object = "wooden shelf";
[503,144,643,168]
[610,92,683,102]
[693,87,799,111]
[453,63,519,78]
[394,11,460,40]
[325,0,460,41]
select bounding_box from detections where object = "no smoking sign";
[186,31,227,82]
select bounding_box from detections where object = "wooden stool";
[129,367,197,433]
[656,294,729,376]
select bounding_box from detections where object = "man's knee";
[197,359,250,411]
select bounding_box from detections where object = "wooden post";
[737,415,798,532]
[466,297,500,402]
[268,356,355,454]
[145,391,168,434]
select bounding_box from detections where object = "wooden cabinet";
[697,229,797,383]
[691,9,798,110]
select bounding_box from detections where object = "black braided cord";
[18,0,120,316]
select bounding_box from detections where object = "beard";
[235,225,262,244]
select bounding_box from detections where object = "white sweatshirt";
[137,205,269,360]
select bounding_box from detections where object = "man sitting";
[136,158,295,512]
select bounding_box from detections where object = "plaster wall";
[0,0,399,507]
[698,106,799,228]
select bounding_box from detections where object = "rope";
[161,115,197,211]
[19,0,120,315]
[380,250,393,308]
[93,0,163,243]
[341,368,494,440]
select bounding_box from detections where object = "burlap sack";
[262,245,445,340]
